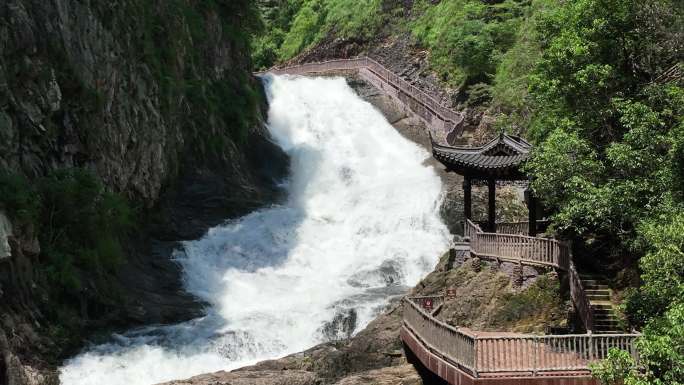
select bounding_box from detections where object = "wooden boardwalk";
[403,223,639,384]
[465,220,596,332]
[403,295,638,385]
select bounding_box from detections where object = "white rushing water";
[59,75,451,385]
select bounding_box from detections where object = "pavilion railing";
[466,219,570,270]
[256,57,465,143]
[482,220,551,236]
[464,218,482,241]
[404,297,639,377]
[465,219,598,332]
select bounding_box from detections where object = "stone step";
[585,288,611,294]
[579,274,607,281]
[587,291,611,297]
[594,320,622,327]
[594,326,624,332]
[592,308,614,314]
[583,283,610,290]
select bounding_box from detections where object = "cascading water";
[59,75,451,385]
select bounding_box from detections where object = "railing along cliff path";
[466,219,595,332]
[404,221,639,383]
[403,296,638,379]
[257,57,465,144]
[465,219,569,270]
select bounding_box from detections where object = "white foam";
[59,75,450,385]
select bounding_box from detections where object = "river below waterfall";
[59,75,451,385]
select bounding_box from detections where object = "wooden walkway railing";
[257,57,465,144]
[466,219,570,270]
[473,220,550,236]
[403,296,639,378]
[465,219,597,334]
[569,259,595,332]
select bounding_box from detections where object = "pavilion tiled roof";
[431,133,532,179]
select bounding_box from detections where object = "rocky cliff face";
[0,1,288,383]
[1,0,272,202]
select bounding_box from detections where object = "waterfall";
[59,75,451,385]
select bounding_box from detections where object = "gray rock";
[0,211,12,260]
[158,370,319,385]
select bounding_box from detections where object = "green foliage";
[525,0,684,244]
[493,275,564,330]
[252,0,385,69]
[519,1,683,382]
[624,211,684,326]
[279,3,326,60]
[37,169,133,296]
[590,219,684,385]
[120,0,263,149]
[490,0,556,127]
[590,304,684,385]
[590,349,640,385]
[0,172,40,223]
[411,0,529,88]
[0,169,133,334]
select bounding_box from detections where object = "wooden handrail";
[569,259,595,332]
[465,219,600,332]
[475,333,639,374]
[403,297,639,377]
[256,57,465,143]
[466,219,569,270]
[404,297,477,374]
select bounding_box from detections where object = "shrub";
[254,0,385,66]
[37,169,133,297]
[493,275,563,331]
[0,172,40,224]
[411,0,530,88]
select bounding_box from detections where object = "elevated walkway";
[401,223,639,384]
[256,57,465,144]
[402,293,637,385]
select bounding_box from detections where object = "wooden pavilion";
[430,133,538,235]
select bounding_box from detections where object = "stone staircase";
[580,274,623,333]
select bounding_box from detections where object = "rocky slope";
[0,1,287,383]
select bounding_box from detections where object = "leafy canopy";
[522,1,683,383]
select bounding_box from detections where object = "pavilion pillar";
[488,178,496,232]
[463,176,472,221]
[527,187,537,237]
